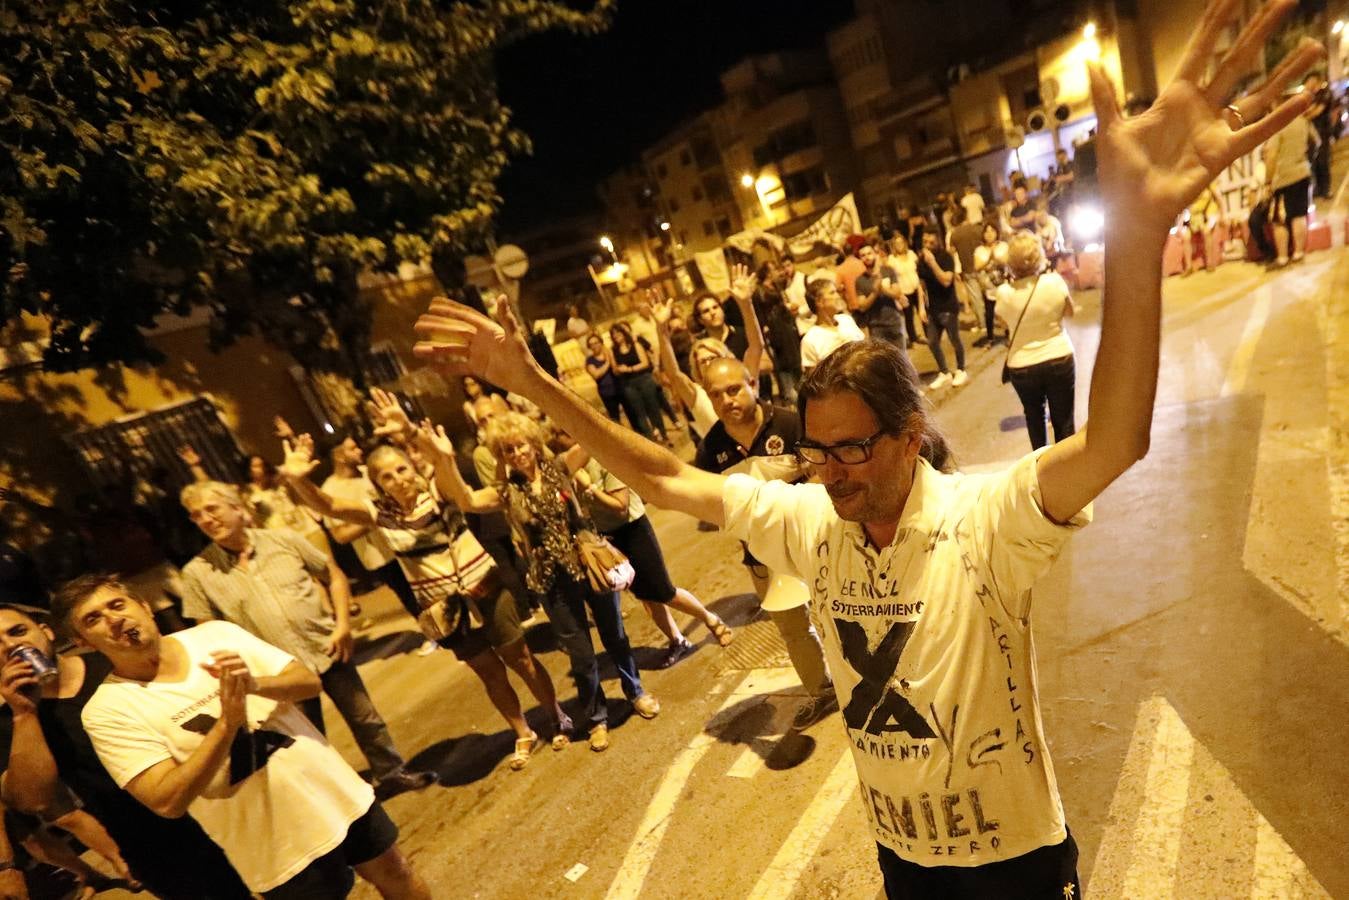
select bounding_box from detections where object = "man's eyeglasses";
[796,429,888,465]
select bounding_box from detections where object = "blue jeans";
[544,571,644,729]
[869,321,907,352]
[619,372,668,440]
[925,309,965,373]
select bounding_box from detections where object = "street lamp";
[599,235,615,254]
[659,221,671,232]
[1082,21,1096,40]
[1334,19,1345,34]
[740,173,755,188]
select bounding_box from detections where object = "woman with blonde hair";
[435,410,660,753]
[278,410,568,771]
[994,231,1078,449]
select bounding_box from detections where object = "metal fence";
[65,396,245,493]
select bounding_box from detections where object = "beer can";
[7,645,58,685]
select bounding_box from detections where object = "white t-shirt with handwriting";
[722,451,1090,867]
[82,621,374,892]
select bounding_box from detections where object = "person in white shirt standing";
[958,184,985,225]
[59,574,430,899]
[780,257,811,334]
[994,233,1078,449]
[409,7,1319,893]
[799,280,864,376]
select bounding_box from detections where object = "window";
[67,396,245,491]
[679,149,692,166]
[691,186,703,202]
[1023,86,1042,109]
[716,216,733,238]
[782,168,827,201]
[703,220,714,236]
[703,174,731,202]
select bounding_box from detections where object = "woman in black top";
[608,322,671,446]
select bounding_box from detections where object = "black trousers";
[1008,355,1076,450]
[877,830,1079,900]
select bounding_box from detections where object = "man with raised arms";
[411,4,1319,894]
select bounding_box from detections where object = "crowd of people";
[0,5,1326,897]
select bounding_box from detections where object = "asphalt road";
[317,235,1349,899]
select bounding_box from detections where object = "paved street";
[299,229,1349,899]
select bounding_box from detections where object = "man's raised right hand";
[413,294,540,396]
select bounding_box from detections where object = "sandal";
[551,715,573,752]
[510,732,540,771]
[708,616,735,648]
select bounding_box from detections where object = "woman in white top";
[973,222,1012,344]
[994,232,1077,450]
[887,232,923,347]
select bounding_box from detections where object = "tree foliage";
[0,0,612,374]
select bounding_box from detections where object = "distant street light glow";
[1083,22,1096,40]
[1334,19,1345,34]
[599,235,614,253]
[740,173,755,188]
[659,221,671,232]
[1069,204,1105,242]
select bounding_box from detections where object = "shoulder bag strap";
[1005,274,1041,359]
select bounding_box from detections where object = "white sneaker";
[929,372,952,389]
[952,369,969,387]
[415,640,438,657]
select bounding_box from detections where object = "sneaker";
[415,640,438,657]
[633,694,662,719]
[1291,251,1305,262]
[792,692,839,730]
[972,335,992,348]
[1273,256,1289,268]
[952,369,969,387]
[588,724,610,752]
[373,769,438,800]
[660,639,696,669]
[929,372,952,389]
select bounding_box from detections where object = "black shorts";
[1277,177,1311,221]
[438,587,525,662]
[605,516,676,603]
[876,830,1079,900]
[263,802,399,900]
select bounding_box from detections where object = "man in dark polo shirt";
[693,358,835,728]
[852,242,906,350]
[0,604,250,899]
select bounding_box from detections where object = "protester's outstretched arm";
[415,423,505,515]
[276,437,376,528]
[727,264,764,376]
[650,294,700,409]
[414,302,727,526]
[1037,0,1321,523]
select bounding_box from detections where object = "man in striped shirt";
[178,481,436,800]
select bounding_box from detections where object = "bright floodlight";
[659,221,671,232]
[1083,22,1096,40]
[740,173,755,188]
[1334,19,1345,34]
[1069,204,1105,241]
[599,235,614,253]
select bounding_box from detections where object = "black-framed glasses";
[796,429,888,465]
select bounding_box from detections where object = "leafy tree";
[0,0,612,375]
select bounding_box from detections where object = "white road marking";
[724,669,801,779]
[602,668,800,900]
[1119,697,1194,898]
[744,746,858,900]
[1092,696,1330,899]
[1221,284,1273,397]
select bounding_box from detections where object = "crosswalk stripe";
[602,668,800,900]
[1092,696,1331,899]
[1221,284,1273,397]
[744,747,858,900]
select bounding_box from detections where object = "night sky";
[495,1,856,233]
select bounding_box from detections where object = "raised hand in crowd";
[276,437,320,482]
[177,444,209,483]
[272,415,296,441]
[369,386,413,441]
[728,263,755,302]
[414,419,456,462]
